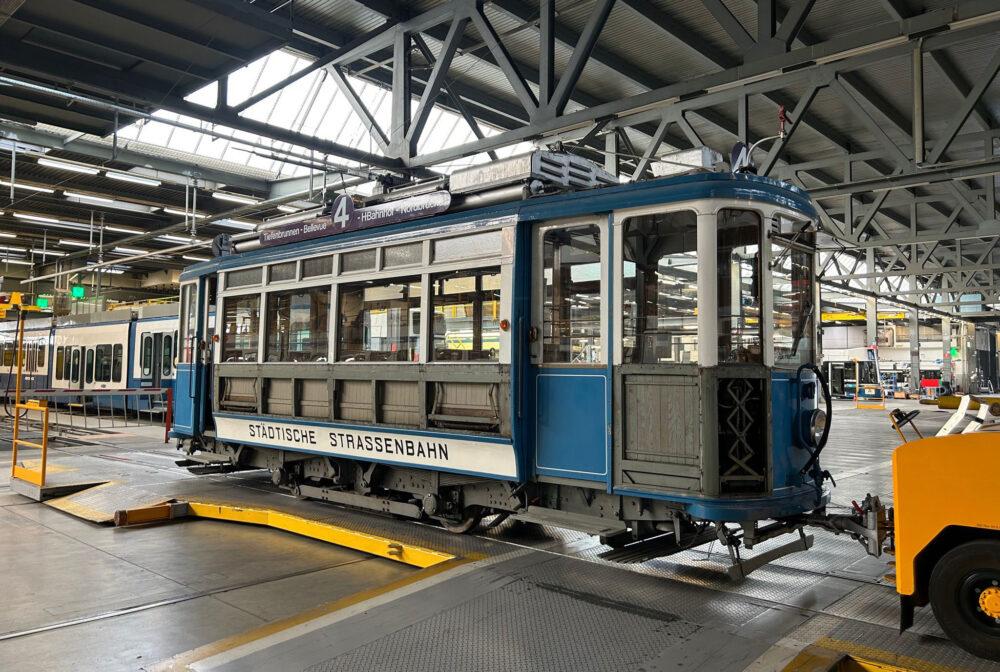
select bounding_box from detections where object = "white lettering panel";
[214,415,518,479]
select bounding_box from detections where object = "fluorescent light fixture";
[104,171,161,187]
[276,205,299,213]
[60,239,93,248]
[0,180,55,194]
[86,262,126,274]
[0,245,26,252]
[37,157,99,175]
[182,255,210,262]
[64,191,113,204]
[213,191,258,205]
[215,218,255,230]
[158,234,198,244]
[31,249,66,256]
[0,258,33,266]
[103,225,141,234]
[0,232,15,239]
[14,212,60,224]
[162,207,207,218]
[112,246,146,255]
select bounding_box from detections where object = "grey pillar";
[941,316,952,386]
[909,309,920,394]
[865,248,877,348]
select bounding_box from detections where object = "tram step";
[598,527,720,563]
[511,506,627,537]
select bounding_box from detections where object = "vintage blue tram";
[173,152,834,573]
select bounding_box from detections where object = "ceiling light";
[0,180,55,194]
[64,191,113,204]
[0,258,33,266]
[0,232,15,239]
[31,249,65,256]
[14,212,60,224]
[103,225,141,234]
[162,207,207,218]
[213,191,258,205]
[105,172,161,187]
[60,239,93,248]
[277,205,299,213]
[215,219,255,230]
[112,246,146,255]
[37,157,99,175]
[182,255,209,262]
[0,245,26,252]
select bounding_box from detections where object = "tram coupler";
[802,493,892,558]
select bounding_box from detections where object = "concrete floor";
[0,399,995,671]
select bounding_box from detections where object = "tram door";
[529,218,610,483]
[174,275,214,435]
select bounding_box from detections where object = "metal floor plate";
[45,481,173,523]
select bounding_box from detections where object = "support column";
[909,309,920,394]
[865,249,877,349]
[941,316,952,388]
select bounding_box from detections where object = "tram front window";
[542,224,602,364]
[772,241,815,366]
[338,277,420,362]
[221,295,260,362]
[431,268,501,361]
[622,210,698,363]
[717,209,762,363]
[265,288,330,362]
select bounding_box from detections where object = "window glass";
[37,344,45,368]
[222,295,260,362]
[435,230,502,262]
[622,210,699,363]
[265,288,330,362]
[432,268,501,361]
[64,346,72,381]
[384,243,422,268]
[2,342,11,367]
[141,334,153,377]
[71,348,80,383]
[341,248,376,273]
[772,239,815,367]
[180,283,198,363]
[269,261,297,283]
[717,209,762,363]
[85,348,95,384]
[95,344,112,382]
[542,224,602,364]
[226,267,262,288]
[338,276,420,362]
[162,334,173,375]
[112,344,123,382]
[302,255,333,278]
[56,347,64,380]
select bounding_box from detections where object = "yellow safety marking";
[792,637,975,672]
[145,553,483,672]
[186,502,455,569]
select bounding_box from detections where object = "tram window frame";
[337,275,421,362]
[55,346,65,381]
[179,283,198,364]
[71,348,80,383]
[540,223,604,365]
[95,344,112,383]
[36,343,45,369]
[717,209,763,364]
[225,267,262,289]
[264,286,330,363]
[221,294,261,363]
[162,333,173,376]
[85,348,95,384]
[269,261,297,283]
[2,342,11,367]
[112,344,123,383]
[302,255,333,278]
[430,267,502,362]
[141,334,153,377]
[771,236,816,368]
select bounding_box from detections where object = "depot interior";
[0,2,999,672]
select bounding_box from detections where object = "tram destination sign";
[259,191,452,247]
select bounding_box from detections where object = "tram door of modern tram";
[528,218,610,483]
[140,333,164,387]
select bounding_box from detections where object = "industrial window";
[162,334,173,376]
[141,334,153,377]
[622,210,699,364]
[341,248,376,273]
[302,255,333,278]
[222,295,260,362]
[542,224,602,364]
[55,347,64,381]
[772,239,815,367]
[717,209,762,364]
[71,348,80,383]
[85,348,95,384]
[338,276,420,362]
[112,344,123,383]
[269,261,297,283]
[431,268,501,361]
[226,267,262,289]
[434,230,502,262]
[95,344,112,383]
[265,288,329,362]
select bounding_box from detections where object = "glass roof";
[117,48,532,183]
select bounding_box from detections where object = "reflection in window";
[95,344,112,382]
[113,344,123,383]
[141,335,153,376]
[772,240,815,366]
[71,348,80,383]
[432,268,501,361]
[222,295,260,362]
[717,209,761,363]
[162,334,173,376]
[339,277,420,362]
[180,284,197,363]
[266,288,330,362]
[86,348,95,384]
[543,224,602,364]
[56,347,65,381]
[622,210,698,363]
[37,345,45,368]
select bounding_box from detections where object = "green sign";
[71,285,85,298]
[950,346,959,358]
[35,297,48,308]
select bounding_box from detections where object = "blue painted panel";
[173,364,195,435]
[771,371,817,490]
[535,371,607,479]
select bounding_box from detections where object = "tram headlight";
[805,408,827,447]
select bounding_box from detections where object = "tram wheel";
[441,506,484,534]
[929,539,1000,661]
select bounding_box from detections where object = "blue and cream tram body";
[0,317,52,391]
[175,154,832,563]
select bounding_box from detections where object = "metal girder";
[809,156,1000,199]
[545,0,616,116]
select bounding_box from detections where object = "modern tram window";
[542,224,602,364]
[338,276,420,362]
[265,288,329,362]
[180,283,198,363]
[222,295,260,362]
[772,239,815,367]
[717,209,762,363]
[95,344,112,383]
[431,268,501,361]
[85,348,95,384]
[55,347,65,380]
[162,333,173,375]
[37,344,45,368]
[141,334,153,377]
[112,344,123,383]
[2,342,12,367]
[622,210,699,364]
[71,348,80,383]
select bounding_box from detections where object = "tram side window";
[717,209,762,363]
[265,288,329,362]
[112,344,123,383]
[542,224,602,364]
[85,348,95,384]
[180,284,197,364]
[2,342,11,367]
[431,268,501,361]
[338,277,420,362]
[55,346,64,380]
[162,333,173,375]
[37,344,45,368]
[95,344,112,382]
[772,239,815,367]
[622,210,699,364]
[222,295,260,362]
[71,348,80,383]
[141,334,153,377]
